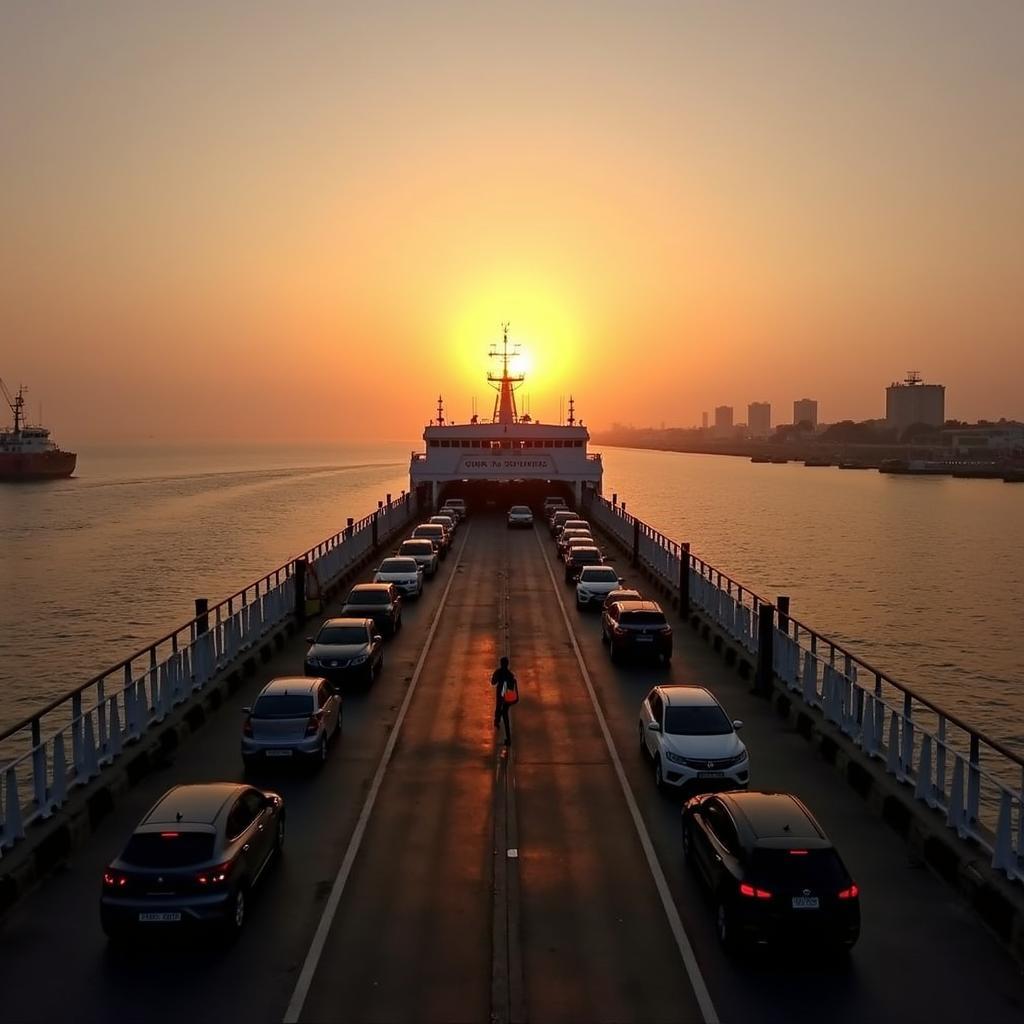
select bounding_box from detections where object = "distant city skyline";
[2,3,1023,441]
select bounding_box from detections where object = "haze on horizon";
[1,1,1022,443]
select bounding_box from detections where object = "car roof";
[143,783,243,827]
[606,588,641,599]
[259,676,320,697]
[348,582,392,593]
[658,684,717,707]
[400,538,433,547]
[380,556,417,566]
[570,546,601,557]
[579,564,617,573]
[719,791,828,845]
[321,617,372,629]
[414,523,444,530]
[615,599,663,613]
[430,514,454,519]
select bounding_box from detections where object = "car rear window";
[253,694,314,718]
[347,589,390,605]
[415,525,443,535]
[577,554,602,565]
[122,832,216,868]
[663,705,732,735]
[581,567,618,582]
[379,558,417,573]
[621,611,667,626]
[316,626,368,644]
[751,848,848,889]
[510,506,531,514]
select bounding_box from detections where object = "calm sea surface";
[600,446,1024,751]
[1,442,1022,753]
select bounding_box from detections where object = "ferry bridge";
[1,507,1022,1023]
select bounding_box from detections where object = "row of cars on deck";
[539,497,861,957]
[99,499,469,943]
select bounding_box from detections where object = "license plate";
[139,912,181,923]
[636,636,654,643]
[792,896,819,909]
[698,771,725,778]
[266,749,293,758]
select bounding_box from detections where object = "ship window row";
[428,439,584,449]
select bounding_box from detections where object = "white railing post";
[991,791,1017,878]
[947,755,966,836]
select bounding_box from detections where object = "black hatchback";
[340,583,402,636]
[601,600,672,663]
[681,790,860,955]
[564,546,603,583]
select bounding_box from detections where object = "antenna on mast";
[567,395,576,426]
[487,321,524,424]
[436,394,445,426]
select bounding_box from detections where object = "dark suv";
[681,790,861,955]
[340,583,402,636]
[602,600,672,663]
[100,783,284,941]
[564,545,603,583]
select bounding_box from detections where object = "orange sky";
[2,1,1022,441]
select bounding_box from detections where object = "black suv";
[601,600,672,663]
[564,546,603,583]
[681,790,861,955]
[340,583,402,636]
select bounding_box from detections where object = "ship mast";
[487,322,524,425]
[1,378,25,434]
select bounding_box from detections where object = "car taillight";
[739,882,773,899]
[612,625,627,637]
[243,717,253,738]
[838,884,860,900]
[305,712,323,736]
[103,869,128,889]
[196,861,233,887]
[659,625,672,635]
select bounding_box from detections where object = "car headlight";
[350,654,369,666]
[305,657,321,668]
[665,751,687,765]
[578,588,591,596]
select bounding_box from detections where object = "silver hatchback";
[241,677,341,769]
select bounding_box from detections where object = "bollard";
[386,493,392,506]
[194,598,209,635]
[294,558,308,622]
[372,510,379,549]
[754,603,775,697]
[679,542,690,611]
[346,517,354,540]
[632,517,640,566]
[612,493,617,506]
[777,595,790,636]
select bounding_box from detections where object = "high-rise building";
[747,402,771,436]
[886,372,945,432]
[793,398,818,428]
[714,405,733,437]
[701,411,709,430]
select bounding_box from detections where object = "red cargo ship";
[0,380,77,480]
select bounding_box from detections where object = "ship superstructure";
[410,327,602,507]
[0,379,77,480]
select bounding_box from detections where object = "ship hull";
[0,450,77,480]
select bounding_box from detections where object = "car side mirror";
[242,706,252,715]
[373,635,383,644]
[733,719,744,731]
[305,636,315,644]
[647,721,661,733]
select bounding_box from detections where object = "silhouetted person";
[491,655,517,745]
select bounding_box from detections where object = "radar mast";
[487,322,524,424]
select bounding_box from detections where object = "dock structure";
[1,512,1022,1023]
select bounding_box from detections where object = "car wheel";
[334,710,343,738]
[716,897,743,955]
[395,614,403,633]
[274,815,286,856]
[575,596,584,609]
[609,641,620,664]
[318,735,328,765]
[654,756,666,792]
[225,885,247,939]
[638,724,647,758]
[681,821,693,864]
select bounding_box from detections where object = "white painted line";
[535,532,720,1024]
[283,525,472,1023]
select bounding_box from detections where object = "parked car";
[374,556,423,598]
[638,684,748,793]
[554,518,589,545]
[242,676,342,769]
[411,522,449,557]
[602,600,673,663]
[681,790,860,954]
[549,509,577,536]
[507,505,534,527]
[441,497,467,521]
[602,587,642,613]
[304,617,384,687]
[100,783,284,941]
[398,538,439,578]
[430,513,458,537]
[543,496,568,516]
[341,582,403,635]
[565,546,604,583]
[560,532,596,561]
[575,565,624,609]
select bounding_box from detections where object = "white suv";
[507,505,534,527]
[638,685,749,793]
[575,565,623,609]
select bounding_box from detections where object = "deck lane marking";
[283,525,472,1024]
[535,530,721,1024]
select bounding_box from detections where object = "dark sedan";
[304,617,383,687]
[340,583,402,636]
[564,545,604,583]
[681,790,860,955]
[100,783,284,942]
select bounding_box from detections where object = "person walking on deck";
[491,655,517,745]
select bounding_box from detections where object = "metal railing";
[584,491,1024,883]
[0,492,417,854]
